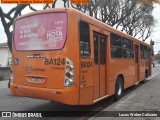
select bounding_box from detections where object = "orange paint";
[10,8,151,105]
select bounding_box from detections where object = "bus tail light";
[64,58,74,87]
[66,72,73,78]
[65,79,73,86]
[66,65,73,71]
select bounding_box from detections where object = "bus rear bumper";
[10,81,78,105]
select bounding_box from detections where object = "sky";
[0,2,160,54]
[150,4,160,54]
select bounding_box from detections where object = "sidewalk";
[89,66,160,120]
[147,64,160,80]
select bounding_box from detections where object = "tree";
[0,0,159,52]
[70,0,156,41]
[120,2,155,41]
[0,5,28,52]
[0,2,57,53]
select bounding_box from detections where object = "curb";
[89,73,160,119]
[110,73,160,109]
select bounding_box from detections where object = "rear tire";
[114,77,123,101]
[50,101,55,103]
[142,71,148,83]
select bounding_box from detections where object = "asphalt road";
[0,65,160,120]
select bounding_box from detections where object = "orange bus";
[10,8,152,105]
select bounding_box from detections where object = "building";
[0,42,12,80]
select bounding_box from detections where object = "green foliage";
[71,0,155,41]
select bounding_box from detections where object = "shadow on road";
[18,80,148,119]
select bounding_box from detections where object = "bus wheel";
[142,71,147,83]
[144,73,147,81]
[50,101,55,103]
[114,77,123,101]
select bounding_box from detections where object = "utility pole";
[154,41,160,64]
[150,39,155,67]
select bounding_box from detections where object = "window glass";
[143,46,148,59]
[94,35,98,64]
[122,37,132,49]
[123,43,132,49]
[110,33,134,59]
[100,37,106,64]
[131,42,134,58]
[14,13,67,51]
[134,45,138,63]
[110,33,122,58]
[122,37,133,58]
[111,46,122,58]
[110,33,122,47]
[123,49,132,58]
[140,44,144,59]
[80,21,90,57]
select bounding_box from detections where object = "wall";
[0,45,12,80]
[0,67,10,80]
[0,47,11,67]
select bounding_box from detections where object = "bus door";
[93,33,107,100]
[134,45,140,82]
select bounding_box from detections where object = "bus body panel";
[11,9,80,105]
[13,53,66,89]
[110,59,136,89]
[76,10,151,104]
[11,82,78,105]
[10,8,152,105]
[79,21,110,104]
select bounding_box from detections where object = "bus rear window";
[14,13,67,51]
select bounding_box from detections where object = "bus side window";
[94,35,98,64]
[140,44,148,59]
[143,46,148,59]
[140,44,144,59]
[100,37,106,64]
[79,21,90,58]
[122,37,133,59]
[110,33,122,58]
